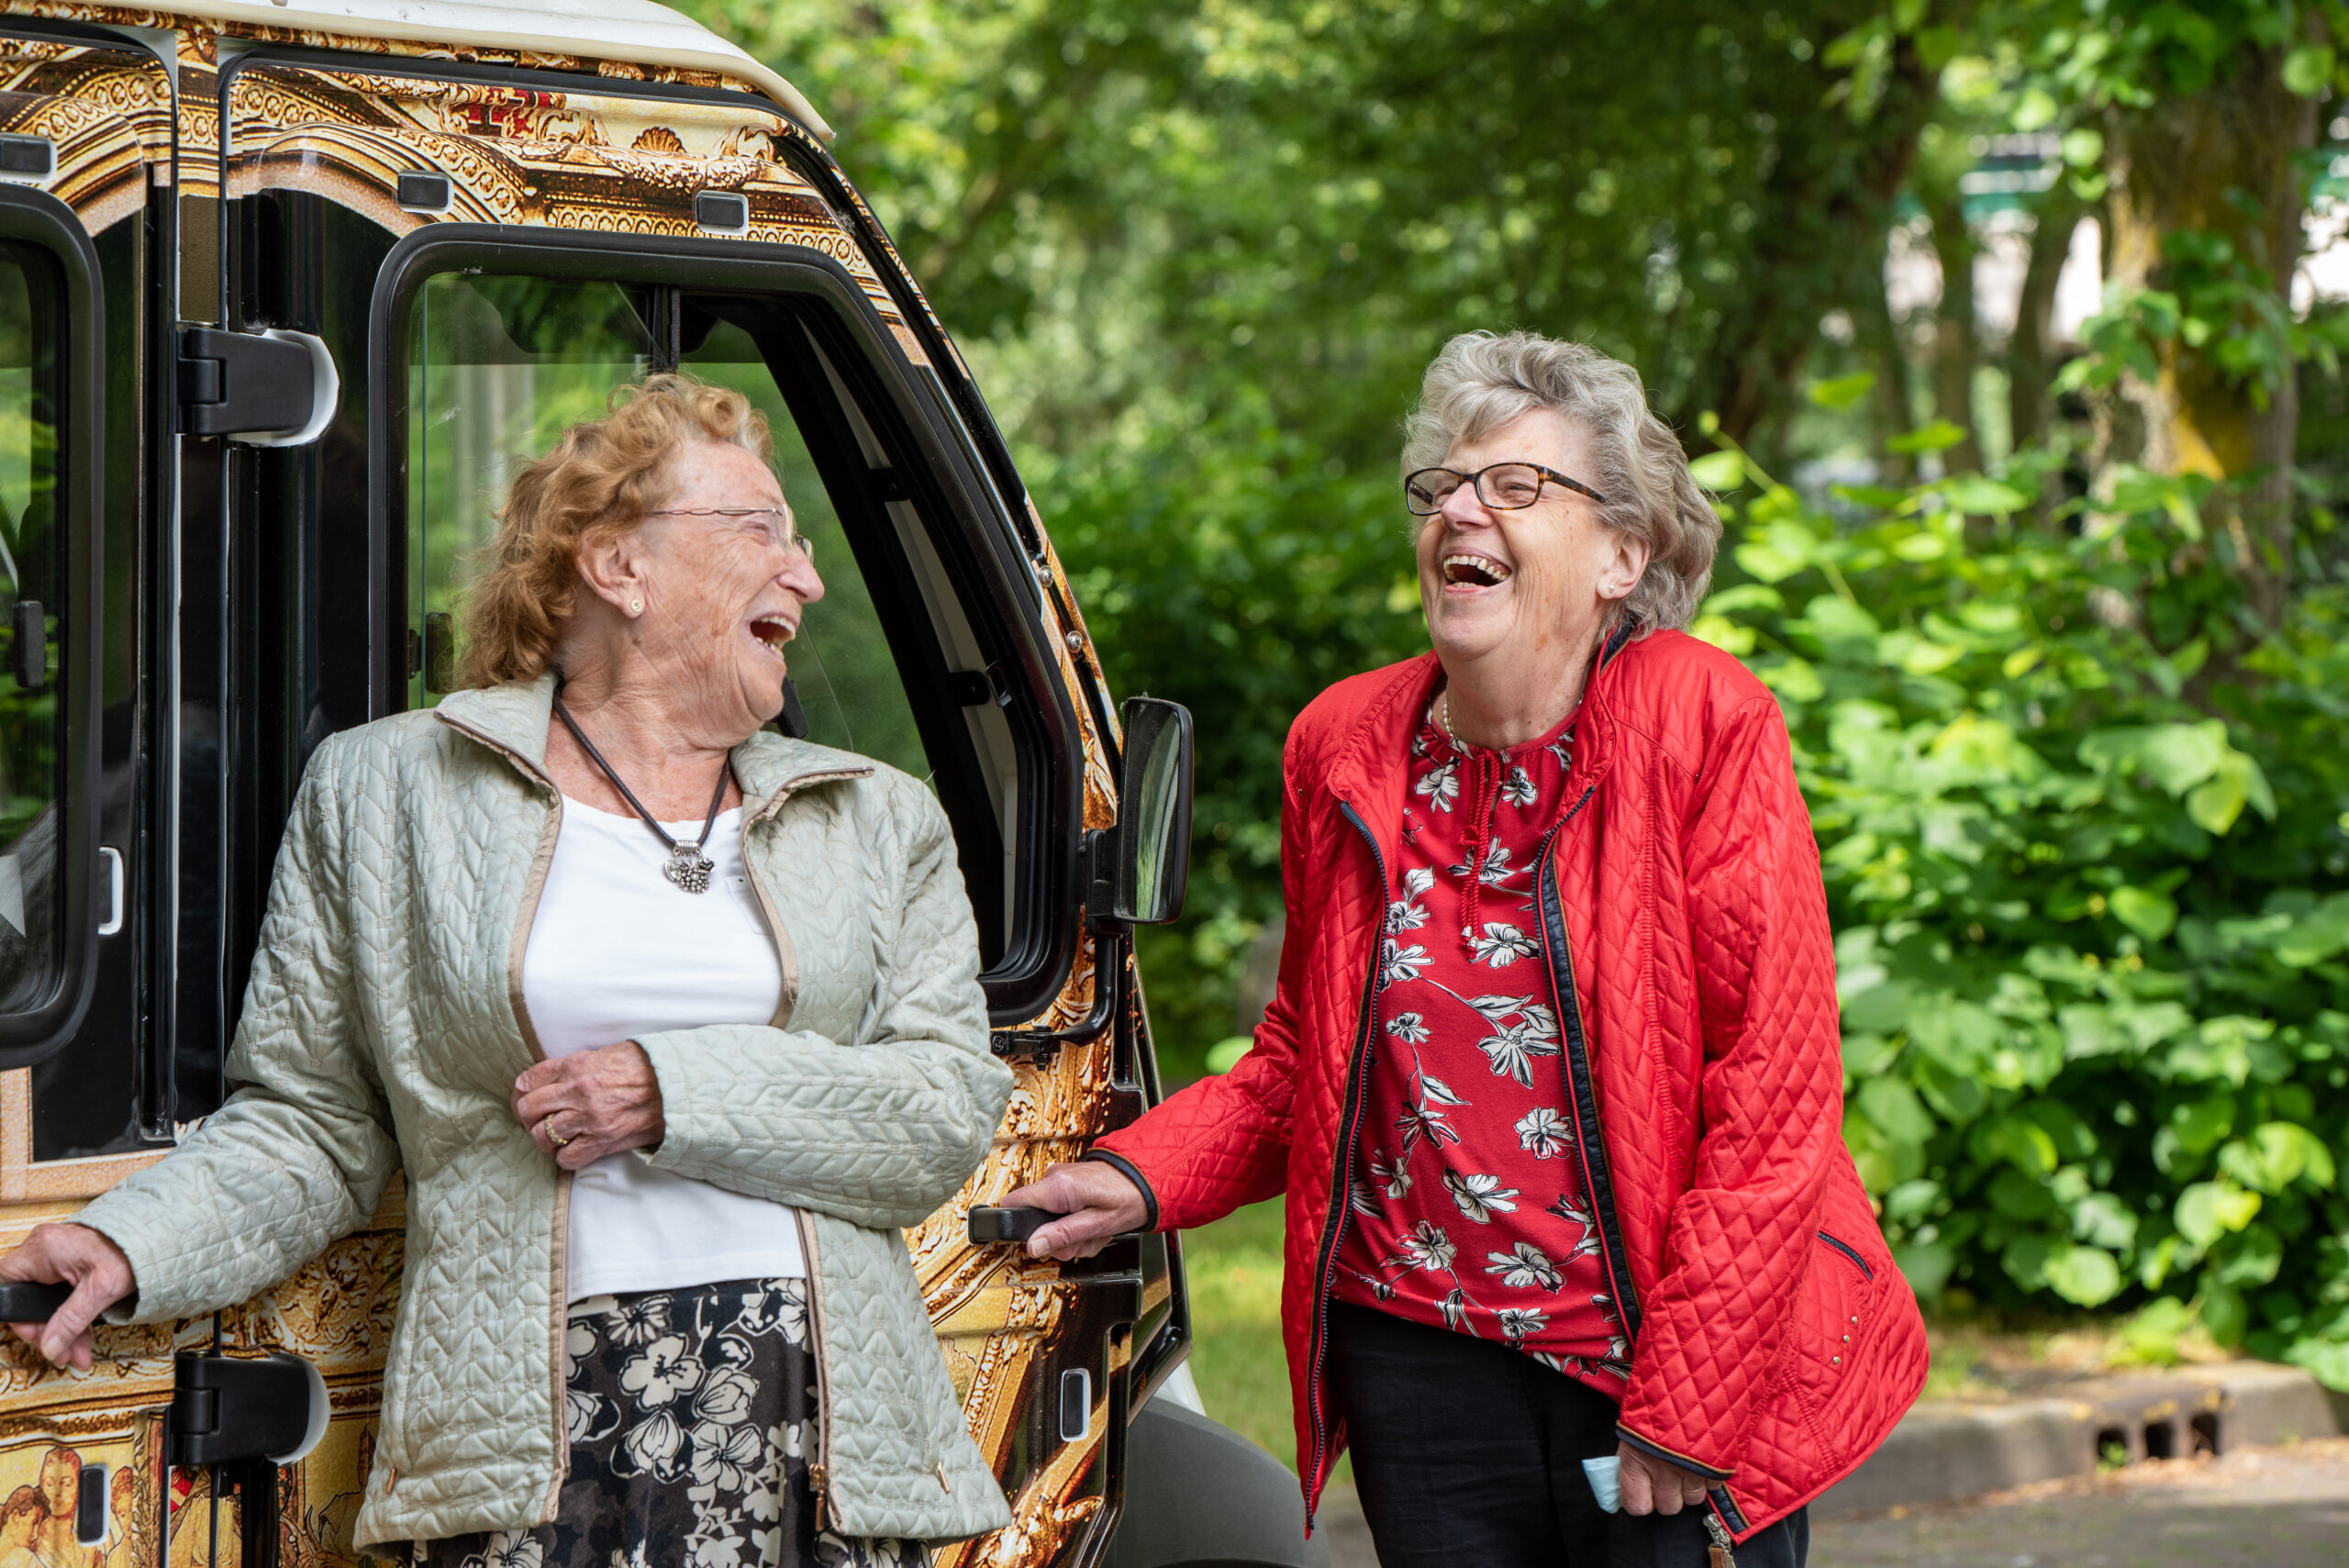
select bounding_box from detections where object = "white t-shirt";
[520,795,807,1301]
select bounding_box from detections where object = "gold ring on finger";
[543,1115,571,1149]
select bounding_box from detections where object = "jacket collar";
[434,673,874,809]
[433,673,563,776]
[1324,616,1643,817]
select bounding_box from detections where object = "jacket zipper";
[1536,780,1744,1518]
[793,1208,836,1530]
[734,769,870,1035]
[1531,786,1642,1342]
[736,782,852,1533]
[436,710,576,1515]
[1302,802,1391,1516]
[1818,1230,1873,1280]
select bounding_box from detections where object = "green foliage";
[1046,398,1425,1063]
[675,0,2349,1378]
[2020,0,2335,106]
[1697,440,2349,1381]
[685,0,1942,454]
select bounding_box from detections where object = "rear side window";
[0,242,65,1016]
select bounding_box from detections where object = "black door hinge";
[177,328,320,439]
[165,1349,317,1467]
[166,1349,321,1568]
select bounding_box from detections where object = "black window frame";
[0,184,106,1064]
[369,227,1086,1023]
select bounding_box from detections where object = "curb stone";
[1814,1360,2349,1516]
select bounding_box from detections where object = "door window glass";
[406,275,653,704]
[0,243,63,1015]
[682,319,925,776]
[405,272,927,777]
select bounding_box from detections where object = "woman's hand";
[1615,1440,1711,1516]
[0,1223,132,1371]
[514,1042,666,1172]
[1001,1162,1151,1260]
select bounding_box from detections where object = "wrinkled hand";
[1001,1162,1151,1261]
[0,1223,132,1371]
[1616,1440,1711,1517]
[514,1042,665,1172]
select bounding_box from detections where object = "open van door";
[210,43,1150,1566]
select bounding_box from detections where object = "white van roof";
[166,0,830,138]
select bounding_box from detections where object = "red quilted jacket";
[1096,628,1929,1540]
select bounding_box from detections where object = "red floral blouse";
[1330,698,1631,1395]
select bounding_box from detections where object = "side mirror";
[1107,697,1193,926]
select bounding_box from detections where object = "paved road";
[1316,1440,2349,1567]
[1811,1439,2349,1568]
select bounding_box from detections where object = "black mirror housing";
[1108,696,1193,926]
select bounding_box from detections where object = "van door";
[0,21,178,1568]
[378,240,1134,1565]
[215,45,1083,1019]
[216,47,1127,1564]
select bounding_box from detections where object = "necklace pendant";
[663,845,715,894]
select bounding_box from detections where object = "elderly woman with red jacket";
[1011,330,1925,1566]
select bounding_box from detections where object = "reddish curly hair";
[457,373,772,689]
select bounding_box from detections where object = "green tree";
[2025,1,2342,616]
[683,1,2349,1370]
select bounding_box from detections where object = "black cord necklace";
[551,687,731,895]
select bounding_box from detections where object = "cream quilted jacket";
[75,676,1017,1549]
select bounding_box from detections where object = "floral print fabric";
[415,1279,923,1568]
[1330,702,1631,1395]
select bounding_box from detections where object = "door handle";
[96,845,121,936]
[0,1281,75,1319]
[968,1207,1143,1245]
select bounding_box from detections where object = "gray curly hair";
[1402,331,1720,633]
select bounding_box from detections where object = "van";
[0,3,1313,1563]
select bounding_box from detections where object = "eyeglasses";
[1403,462,1609,516]
[650,506,814,563]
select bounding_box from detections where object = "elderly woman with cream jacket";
[0,375,1013,1566]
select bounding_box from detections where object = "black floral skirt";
[416,1278,926,1568]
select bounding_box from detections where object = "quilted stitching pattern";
[1098,633,1930,1540]
[75,675,1013,1549]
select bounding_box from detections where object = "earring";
[629,599,643,617]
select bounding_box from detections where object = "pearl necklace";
[1435,688,1579,753]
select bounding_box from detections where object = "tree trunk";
[1867,272,1915,484]
[1926,191,1983,474]
[1675,30,1939,450]
[2008,179,2087,456]
[2100,47,2318,623]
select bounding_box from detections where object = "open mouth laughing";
[747,615,796,659]
[1441,551,1514,588]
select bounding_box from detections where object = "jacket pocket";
[1783,1229,1876,1445]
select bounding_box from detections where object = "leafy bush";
[1690,429,2349,1386]
[1042,398,1425,1071]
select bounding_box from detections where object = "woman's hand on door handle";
[0,1222,133,1370]
[1001,1162,1151,1260]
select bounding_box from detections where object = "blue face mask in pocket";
[1582,1454,1621,1514]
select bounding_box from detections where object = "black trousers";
[1329,1301,1809,1568]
